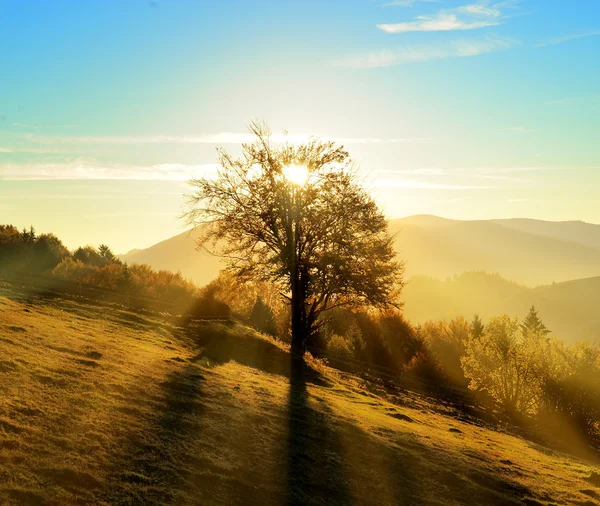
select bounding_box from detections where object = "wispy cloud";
[500,126,536,133]
[0,159,220,181]
[334,34,518,68]
[20,132,432,146]
[536,30,600,48]
[370,179,496,190]
[377,0,516,33]
[383,0,440,7]
[545,94,600,106]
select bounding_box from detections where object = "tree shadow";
[97,364,209,505]
[285,361,352,506]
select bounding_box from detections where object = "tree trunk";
[290,267,309,361]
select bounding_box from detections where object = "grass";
[1,282,600,505]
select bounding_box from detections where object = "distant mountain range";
[120,215,600,287]
[402,271,600,343]
[118,216,600,341]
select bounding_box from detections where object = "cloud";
[21,132,432,146]
[378,14,499,33]
[370,178,496,190]
[500,126,536,133]
[545,94,600,106]
[334,34,518,68]
[0,160,221,181]
[377,1,514,33]
[11,122,41,130]
[383,0,440,7]
[536,30,600,48]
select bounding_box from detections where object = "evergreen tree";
[521,305,550,338]
[98,244,118,264]
[21,226,36,244]
[470,314,485,340]
[119,263,133,290]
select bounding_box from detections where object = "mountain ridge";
[119,215,600,287]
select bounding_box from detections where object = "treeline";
[0,225,227,316]
[322,305,600,445]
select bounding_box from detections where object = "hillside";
[389,216,600,286]
[119,216,600,288]
[492,218,600,251]
[119,228,224,287]
[3,284,600,505]
[403,272,600,343]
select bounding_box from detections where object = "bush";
[540,343,600,438]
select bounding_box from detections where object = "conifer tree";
[521,305,550,338]
[470,314,485,340]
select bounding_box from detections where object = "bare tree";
[184,122,403,360]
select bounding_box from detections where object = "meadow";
[1,282,600,505]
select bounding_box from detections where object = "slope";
[119,227,224,286]
[492,218,600,251]
[1,283,600,505]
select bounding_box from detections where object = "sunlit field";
[1,282,600,506]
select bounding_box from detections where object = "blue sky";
[0,0,599,251]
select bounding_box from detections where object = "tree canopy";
[184,122,403,358]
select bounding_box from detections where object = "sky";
[0,0,599,253]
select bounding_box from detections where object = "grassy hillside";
[403,272,600,343]
[119,216,600,288]
[2,284,600,505]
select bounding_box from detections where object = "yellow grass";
[1,283,599,505]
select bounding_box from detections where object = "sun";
[283,164,309,186]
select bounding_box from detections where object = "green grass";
[1,283,600,505]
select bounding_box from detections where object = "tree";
[421,317,469,387]
[98,244,118,265]
[184,122,402,359]
[470,314,485,340]
[462,314,547,415]
[73,246,104,267]
[33,233,69,272]
[250,296,278,337]
[521,305,550,338]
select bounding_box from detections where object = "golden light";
[283,164,309,186]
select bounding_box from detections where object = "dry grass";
[1,283,600,505]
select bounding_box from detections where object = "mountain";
[403,272,600,343]
[119,228,225,286]
[119,214,600,287]
[389,216,600,286]
[492,218,600,251]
